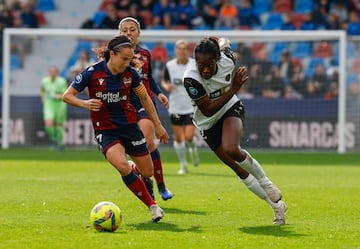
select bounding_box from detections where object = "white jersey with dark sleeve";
[164,57,195,114]
[183,52,239,130]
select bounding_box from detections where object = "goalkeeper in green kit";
[41,66,68,151]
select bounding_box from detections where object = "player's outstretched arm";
[133,84,169,144]
[62,86,102,111]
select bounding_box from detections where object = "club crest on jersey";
[188,86,198,96]
[123,77,132,86]
[225,74,231,81]
[98,78,104,85]
[74,73,82,84]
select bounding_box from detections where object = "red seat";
[139,10,153,27]
[292,12,304,29]
[273,0,292,13]
[313,41,333,58]
[99,0,115,11]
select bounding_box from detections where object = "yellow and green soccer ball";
[90,201,122,232]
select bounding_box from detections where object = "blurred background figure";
[161,40,200,174]
[41,66,68,151]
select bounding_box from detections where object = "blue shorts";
[94,124,149,156]
[135,100,158,121]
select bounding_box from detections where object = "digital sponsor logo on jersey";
[131,137,146,146]
[95,92,127,103]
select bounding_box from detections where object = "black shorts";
[201,101,245,151]
[94,123,149,156]
[170,113,194,126]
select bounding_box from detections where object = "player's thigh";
[130,154,154,178]
[43,103,55,121]
[54,104,67,124]
[172,125,185,142]
[138,118,156,150]
[105,143,132,176]
[184,124,196,141]
[222,117,243,149]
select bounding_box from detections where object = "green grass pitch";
[0,148,359,249]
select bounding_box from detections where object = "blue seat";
[263,13,283,30]
[253,0,271,16]
[37,0,56,11]
[347,73,359,86]
[292,41,312,58]
[294,0,313,13]
[305,57,325,77]
[347,22,360,35]
[10,55,21,71]
[92,11,107,27]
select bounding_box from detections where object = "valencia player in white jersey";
[162,40,200,174]
[183,37,288,225]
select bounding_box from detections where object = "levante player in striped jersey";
[62,35,168,223]
[118,17,173,201]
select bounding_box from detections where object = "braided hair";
[194,37,221,62]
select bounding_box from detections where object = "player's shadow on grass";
[126,222,203,233]
[239,225,307,237]
[163,207,206,215]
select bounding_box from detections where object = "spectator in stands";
[324,71,339,100]
[238,0,258,29]
[173,0,196,29]
[151,41,168,82]
[235,42,253,69]
[262,67,284,98]
[128,3,146,29]
[281,12,296,30]
[99,3,121,29]
[138,0,155,12]
[0,5,14,28]
[305,63,329,98]
[253,46,273,76]
[199,1,217,29]
[215,0,239,29]
[73,49,95,72]
[311,0,330,28]
[346,10,360,35]
[290,64,307,97]
[283,85,303,99]
[325,13,341,30]
[19,0,38,28]
[246,64,264,97]
[300,12,317,30]
[329,1,348,24]
[152,0,175,29]
[278,50,295,85]
[115,0,131,11]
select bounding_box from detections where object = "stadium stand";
[2,0,360,97]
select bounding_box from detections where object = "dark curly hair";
[194,37,221,61]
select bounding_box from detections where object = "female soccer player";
[62,35,168,223]
[161,39,200,175]
[183,37,288,225]
[118,17,173,201]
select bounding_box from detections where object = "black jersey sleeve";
[183,77,207,101]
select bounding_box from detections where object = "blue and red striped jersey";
[70,60,142,131]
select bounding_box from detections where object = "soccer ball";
[90,201,122,232]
